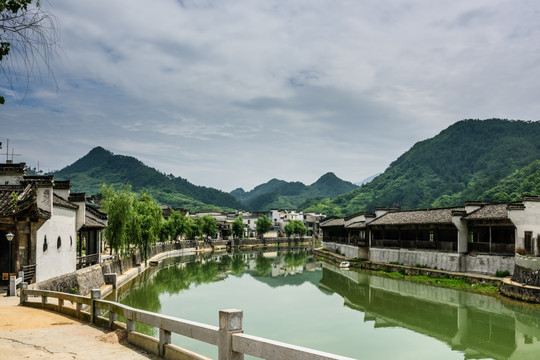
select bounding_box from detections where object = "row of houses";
[0,162,107,285]
[162,206,326,240]
[321,197,540,274]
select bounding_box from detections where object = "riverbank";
[314,248,503,295]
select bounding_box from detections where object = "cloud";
[3,0,540,192]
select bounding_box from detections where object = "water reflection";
[115,250,540,360]
[319,264,540,360]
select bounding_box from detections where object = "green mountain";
[305,119,540,216]
[231,172,357,211]
[481,160,540,202]
[52,147,244,211]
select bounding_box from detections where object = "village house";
[0,162,107,286]
[321,198,540,275]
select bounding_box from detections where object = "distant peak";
[88,146,113,156]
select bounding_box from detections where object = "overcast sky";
[2,0,540,192]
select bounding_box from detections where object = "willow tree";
[102,184,134,255]
[132,192,163,264]
[1,0,59,104]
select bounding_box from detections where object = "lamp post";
[6,232,14,296]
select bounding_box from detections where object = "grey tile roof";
[369,207,464,226]
[320,218,345,227]
[53,194,79,210]
[463,203,509,220]
[83,215,107,229]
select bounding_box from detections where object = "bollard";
[19,282,28,305]
[104,273,118,289]
[91,289,101,323]
[218,309,244,360]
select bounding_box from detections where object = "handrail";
[20,287,356,360]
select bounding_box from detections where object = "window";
[429,230,434,242]
[43,235,48,252]
[57,236,61,249]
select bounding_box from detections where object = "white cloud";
[3,0,540,192]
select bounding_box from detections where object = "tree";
[102,184,135,255]
[255,215,272,238]
[284,220,307,239]
[185,217,202,240]
[132,192,163,264]
[201,215,218,240]
[1,0,58,104]
[231,215,244,239]
[168,210,188,240]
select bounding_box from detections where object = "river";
[111,248,540,359]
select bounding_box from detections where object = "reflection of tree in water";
[255,256,273,276]
[284,251,308,268]
[121,279,162,336]
[218,255,232,271]
[231,255,245,275]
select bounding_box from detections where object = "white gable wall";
[35,205,77,282]
[509,200,540,256]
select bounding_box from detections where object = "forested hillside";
[231,172,357,211]
[305,119,540,216]
[52,147,243,211]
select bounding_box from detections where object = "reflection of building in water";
[319,264,540,360]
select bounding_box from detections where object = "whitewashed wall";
[509,200,540,255]
[35,205,77,282]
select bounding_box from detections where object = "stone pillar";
[19,282,28,305]
[91,289,101,323]
[218,309,244,360]
[159,328,171,356]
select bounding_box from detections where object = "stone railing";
[20,287,355,360]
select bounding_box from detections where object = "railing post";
[218,309,244,360]
[91,289,101,324]
[126,309,135,333]
[108,304,117,329]
[159,328,171,356]
[19,282,28,305]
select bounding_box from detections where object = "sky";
[2,0,540,192]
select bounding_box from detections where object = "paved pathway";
[0,290,158,359]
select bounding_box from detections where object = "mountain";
[305,119,540,216]
[481,159,540,202]
[231,172,357,211]
[355,173,381,186]
[52,147,244,211]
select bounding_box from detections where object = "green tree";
[102,184,135,255]
[1,0,58,104]
[285,220,307,239]
[201,215,218,240]
[168,210,188,240]
[132,192,163,264]
[231,215,244,239]
[255,215,273,238]
[185,217,202,239]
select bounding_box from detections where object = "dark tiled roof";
[346,221,366,229]
[53,180,71,189]
[68,193,86,202]
[53,194,79,210]
[86,204,107,220]
[370,207,464,226]
[463,203,509,221]
[0,184,49,219]
[82,215,106,229]
[320,218,345,227]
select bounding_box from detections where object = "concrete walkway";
[0,290,158,359]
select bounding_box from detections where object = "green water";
[114,249,540,359]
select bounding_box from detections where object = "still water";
[113,249,540,359]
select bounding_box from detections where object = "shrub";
[495,270,511,278]
[516,247,527,256]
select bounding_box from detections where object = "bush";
[516,247,527,256]
[495,270,511,278]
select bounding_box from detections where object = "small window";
[43,235,48,252]
[429,231,434,242]
[70,236,73,247]
[57,236,61,249]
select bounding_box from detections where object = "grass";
[375,271,500,295]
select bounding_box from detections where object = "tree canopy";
[231,215,244,239]
[255,215,273,238]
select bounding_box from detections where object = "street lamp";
[6,232,14,296]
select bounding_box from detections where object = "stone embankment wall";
[499,254,540,303]
[34,242,184,295]
[368,248,514,276]
[314,248,501,287]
